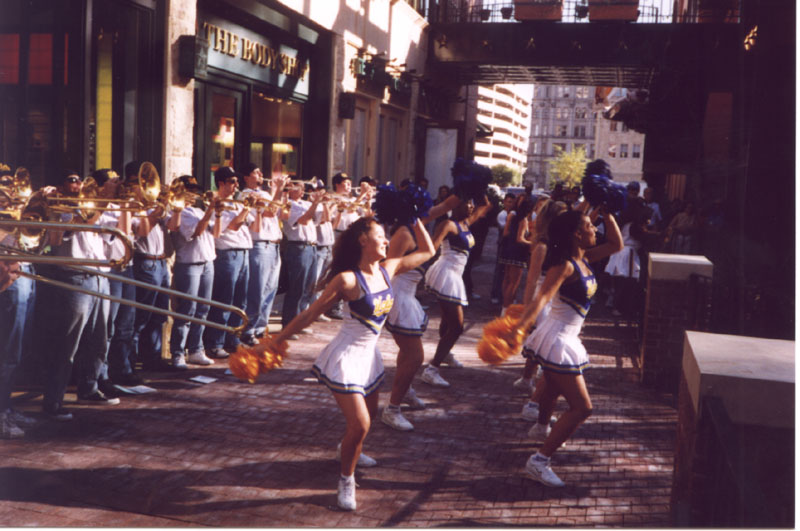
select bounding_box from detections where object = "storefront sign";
[199,16,310,99]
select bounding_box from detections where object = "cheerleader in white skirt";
[513,207,622,488]
[515,199,568,410]
[382,196,462,432]
[262,216,434,511]
[420,198,491,388]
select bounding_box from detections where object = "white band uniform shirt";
[241,187,282,242]
[173,206,217,264]
[604,223,640,279]
[284,199,316,243]
[54,213,111,272]
[315,206,335,247]
[131,210,166,257]
[214,204,254,250]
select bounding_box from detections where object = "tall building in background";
[593,89,646,184]
[474,84,533,176]
[525,85,597,189]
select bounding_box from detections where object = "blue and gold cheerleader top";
[555,258,597,319]
[445,222,475,256]
[348,266,394,334]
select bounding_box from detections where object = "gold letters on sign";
[202,22,309,80]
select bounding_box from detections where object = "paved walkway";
[1,230,677,527]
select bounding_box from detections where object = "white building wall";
[474,84,533,175]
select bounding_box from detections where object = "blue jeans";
[42,272,110,409]
[301,244,331,311]
[0,264,35,411]
[243,241,280,338]
[171,261,214,355]
[132,257,170,366]
[205,249,248,350]
[281,242,315,327]
[104,266,136,379]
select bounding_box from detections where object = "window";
[633,144,641,158]
[576,86,589,98]
[532,142,539,154]
[534,124,539,136]
[589,144,595,158]
[608,144,616,158]
[610,121,617,131]
[575,108,586,119]
[622,123,629,132]
[620,144,628,158]
[553,143,566,154]
[574,125,586,137]
[556,125,567,137]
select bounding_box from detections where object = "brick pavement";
[0,231,678,527]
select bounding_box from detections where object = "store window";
[251,93,303,179]
[347,102,368,181]
[376,110,402,183]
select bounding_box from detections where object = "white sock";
[533,451,549,462]
[340,473,354,483]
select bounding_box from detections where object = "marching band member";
[279,181,324,337]
[304,182,335,316]
[40,172,118,421]
[127,161,171,372]
[239,167,287,345]
[327,173,359,320]
[166,175,220,368]
[204,166,254,358]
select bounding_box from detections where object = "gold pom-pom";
[505,304,525,321]
[228,335,289,383]
[228,347,260,383]
[476,314,525,365]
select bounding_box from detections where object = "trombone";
[0,220,134,268]
[0,226,248,336]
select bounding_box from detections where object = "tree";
[547,145,587,189]
[490,164,522,188]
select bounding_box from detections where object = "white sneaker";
[0,412,24,439]
[172,353,188,370]
[528,422,551,440]
[521,401,540,421]
[188,350,215,366]
[336,442,377,468]
[402,386,426,410]
[513,377,534,393]
[6,409,37,428]
[442,353,463,368]
[421,366,450,388]
[382,407,414,431]
[525,455,565,487]
[317,314,332,322]
[337,476,357,511]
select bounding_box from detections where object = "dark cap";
[176,175,201,192]
[214,166,241,187]
[626,181,641,192]
[239,162,259,176]
[332,172,350,187]
[63,171,81,183]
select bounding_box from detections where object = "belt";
[135,252,166,260]
[287,240,316,246]
[217,248,249,253]
[254,240,282,245]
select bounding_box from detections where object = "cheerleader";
[382,196,460,432]
[514,199,567,401]
[499,196,537,314]
[513,207,622,487]
[261,216,433,511]
[421,197,490,387]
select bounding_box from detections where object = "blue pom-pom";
[451,158,492,201]
[373,183,433,227]
[584,159,613,180]
[582,174,627,214]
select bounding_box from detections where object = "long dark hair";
[543,209,585,268]
[533,199,567,244]
[508,196,535,237]
[320,216,378,288]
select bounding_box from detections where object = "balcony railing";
[424,0,740,24]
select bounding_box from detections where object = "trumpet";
[46,177,147,215]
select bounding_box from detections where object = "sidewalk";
[0,228,677,527]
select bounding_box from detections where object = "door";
[195,83,244,190]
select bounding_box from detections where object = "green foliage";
[547,145,587,189]
[490,164,522,188]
